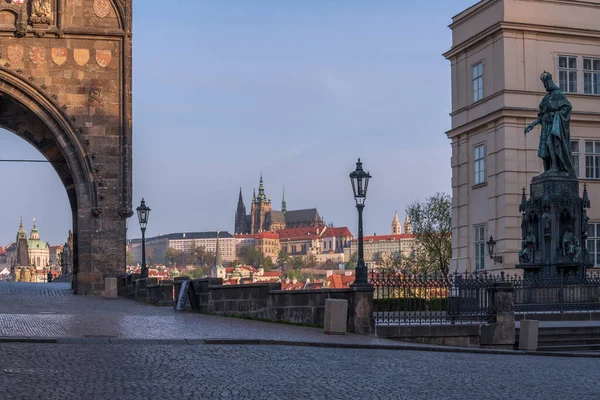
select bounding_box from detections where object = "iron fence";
[370,269,600,325]
[510,271,600,314]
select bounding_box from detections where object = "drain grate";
[3,368,59,375]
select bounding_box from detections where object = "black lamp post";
[136,198,151,279]
[487,235,503,264]
[349,158,372,286]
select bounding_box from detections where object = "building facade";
[234,176,324,234]
[445,0,600,273]
[129,231,237,265]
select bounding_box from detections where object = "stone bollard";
[103,277,118,299]
[135,278,147,302]
[480,282,516,348]
[324,299,348,335]
[519,320,539,351]
[159,281,174,307]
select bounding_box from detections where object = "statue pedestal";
[516,171,591,278]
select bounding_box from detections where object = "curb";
[0,336,598,358]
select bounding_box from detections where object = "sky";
[0,0,478,245]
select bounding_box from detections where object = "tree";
[164,247,180,266]
[290,256,303,270]
[405,192,452,275]
[263,256,273,272]
[126,252,135,266]
[238,246,262,267]
[276,250,289,269]
[345,252,357,270]
[302,254,318,270]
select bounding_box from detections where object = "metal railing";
[370,269,600,325]
[370,270,500,325]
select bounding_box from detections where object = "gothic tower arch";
[0,0,133,294]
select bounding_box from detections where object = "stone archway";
[0,0,133,295]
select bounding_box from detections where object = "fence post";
[559,269,564,314]
[480,282,516,348]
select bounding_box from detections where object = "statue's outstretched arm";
[524,118,540,135]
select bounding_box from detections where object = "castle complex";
[235,176,324,234]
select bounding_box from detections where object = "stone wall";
[172,278,374,334]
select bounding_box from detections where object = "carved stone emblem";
[95,50,111,68]
[73,49,90,66]
[30,0,52,24]
[51,48,67,65]
[93,0,111,19]
[7,45,24,64]
[29,47,46,64]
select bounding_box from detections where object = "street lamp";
[349,158,372,286]
[487,235,503,264]
[136,198,151,279]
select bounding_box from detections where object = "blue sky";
[0,0,477,245]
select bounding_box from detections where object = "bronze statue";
[562,226,581,262]
[519,229,537,264]
[524,72,574,175]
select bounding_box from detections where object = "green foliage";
[284,269,304,281]
[290,256,303,270]
[405,192,452,275]
[126,252,135,266]
[276,250,290,268]
[302,254,317,269]
[263,256,273,272]
[345,252,357,270]
[164,245,215,267]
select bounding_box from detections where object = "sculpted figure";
[562,226,581,262]
[32,0,52,17]
[524,72,574,175]
[519,229,537,264]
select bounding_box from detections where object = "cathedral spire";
[392,211,401,235]
[282,186,287,213]
[235,187,248,234]
[257,174,266,202]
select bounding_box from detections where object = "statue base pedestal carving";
[516,171,591,278]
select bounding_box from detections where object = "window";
[583,58,600,95]
[558,56,578,93]
[474,144,485,185]
[588,223,600,267]
[473,63,484,102]
[571,140,580,178]
[474,226,486,271]
[585,141,600,179]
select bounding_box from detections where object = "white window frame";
[583,57,600,95]
[472,62,484,102]
[588,223,600,267]
[474,225,486,271]
[474,144,485,185]
[558,55,578,93]
[571,140,580,178]
[584,141,600,179]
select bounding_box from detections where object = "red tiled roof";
[354,234,415,242]
[321,227,353,238]
[254,231,279,240]
[262,271,282,277]
[326,272,355,289]
[278,226,324,241]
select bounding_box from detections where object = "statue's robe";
[538,87,574,174]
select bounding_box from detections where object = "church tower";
[234,188,249,234]
[282,186,287,214]
[250,174,272,234]
[404,215,412,234]
[15,217,29,267]
[391,212,402,235]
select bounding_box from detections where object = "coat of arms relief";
[30,0,53,24]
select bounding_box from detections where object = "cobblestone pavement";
[0,342,598,400]
[0,282,404,346]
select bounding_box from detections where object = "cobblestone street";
[0,282,598,399]
[0,342,598,400]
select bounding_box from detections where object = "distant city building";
[444,0,600,272]
[234,176,324,234]
[344,213,415,264]
[128,231,236,265]
[6,218,51,282]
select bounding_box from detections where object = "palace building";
[234,176,324,235]
[445,0,600,272]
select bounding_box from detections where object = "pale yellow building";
[445,0,600,273]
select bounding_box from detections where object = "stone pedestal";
[324,299,348,335]
[519,320,539,351]
[517,171,591,277]
[347,286,374,335]
[103,277,118,299]
[480,283,515,347]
